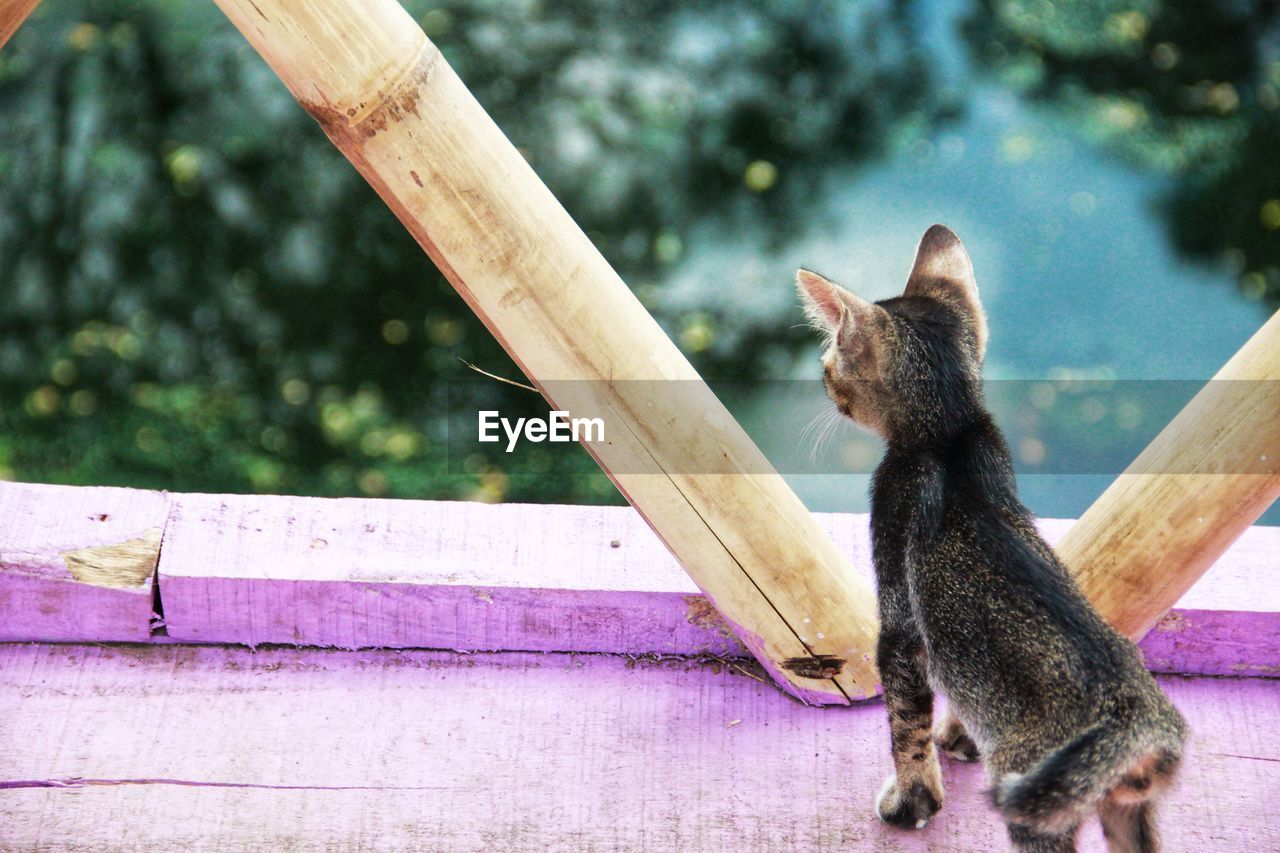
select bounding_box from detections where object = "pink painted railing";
[1,481,1276,679]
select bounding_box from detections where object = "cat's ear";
[796,269,874,350]
[905,225,988,359]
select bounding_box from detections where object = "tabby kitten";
[797,226,1186,853]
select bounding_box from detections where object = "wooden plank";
[158,492,747,655]
[209,0,880,704]
[0,0,39,51]
[0,644,1275,851]
[0,482,1268,678]
[1057,310,1280,639]
[157,491,1278,678]
[0,482,166,642]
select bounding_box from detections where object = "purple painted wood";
[158,492,1279,677]
[0,483,1273,677]
[158,492,745,654]
[0,643,1275,850]
[0,482,166,641]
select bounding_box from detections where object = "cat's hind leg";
[874,624,944,829]
[1007,823,1080,852]
[933,710,979,762]
[1098,798,1160,853]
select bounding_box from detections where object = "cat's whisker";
[815,410,845,464]
[800,405,840,452]
[798,406,835,452]
[813,416,834,464]
[807,406,842,465]
[803,404,834,458]
[807,415,826,464]
[825,416,852,463]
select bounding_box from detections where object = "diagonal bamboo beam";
[1059,310,1280,639]
[213,0,880,703]
[0,0,40,51]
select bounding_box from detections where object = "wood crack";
[612,414,850,703]
[1210,753,1280,764]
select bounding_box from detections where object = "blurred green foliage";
[0,0,937,502]
[6,0,1271,507]
[966,0,1280,306]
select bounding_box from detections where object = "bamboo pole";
[213,0,880,703]
[0,0,39,51]
[1059,310,1280,639]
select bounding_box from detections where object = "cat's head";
[796,224,988,442]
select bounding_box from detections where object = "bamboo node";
[299,41,440,140]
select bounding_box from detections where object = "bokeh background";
[1,0,1277,522]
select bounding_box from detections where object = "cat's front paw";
[934,715,980,763]
[876,773,943,829]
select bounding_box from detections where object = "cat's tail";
[993,708,1182,834]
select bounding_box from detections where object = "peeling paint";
[1230,662,1280,674]
[683,595,738,643]
[60,529,161,589]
